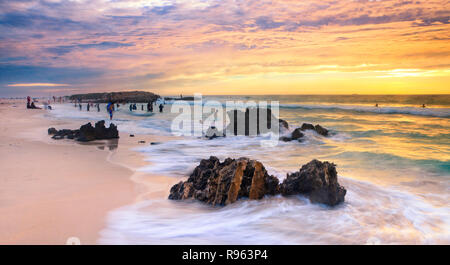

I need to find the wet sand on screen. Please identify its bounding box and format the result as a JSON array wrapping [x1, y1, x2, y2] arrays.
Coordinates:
[[0, 100, 160, 244]]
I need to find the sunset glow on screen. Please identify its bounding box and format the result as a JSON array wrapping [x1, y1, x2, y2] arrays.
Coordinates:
[[1, 0, 449, 96]]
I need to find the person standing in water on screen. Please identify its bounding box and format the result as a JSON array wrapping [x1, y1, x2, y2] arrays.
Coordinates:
[[87, 103, 90, 111], [97, 103, 100, 112], [107, 102, 114, 120], [159, 103, 164, 113]]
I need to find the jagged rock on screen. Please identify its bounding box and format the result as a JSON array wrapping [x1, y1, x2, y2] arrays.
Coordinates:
[[279, 119, 289, 131], [48, 128, 58, 135], [291, 128, 304, 140], [169, 156, 279, 206], [300, 123, 329, 136], [314, 125, 329, 136], [169, 157, 346, 207], [48, 120, 119, 142], [226, 108, 289, 136], [280, 159, 346, 206], [278, 127, 304, 142], [300, 123, 315, 131]]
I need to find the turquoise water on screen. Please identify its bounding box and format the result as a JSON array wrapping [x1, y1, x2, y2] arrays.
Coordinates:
[[47, 95, 450, 244]]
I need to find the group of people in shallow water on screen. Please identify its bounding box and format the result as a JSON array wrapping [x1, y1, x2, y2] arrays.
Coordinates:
[[72, 100, 164, 120], [128, 101, 164, 113]]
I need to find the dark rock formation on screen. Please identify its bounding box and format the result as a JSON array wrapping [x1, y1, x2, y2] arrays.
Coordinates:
[[278, 127, 304, 142], [169, 157, 346, 207], [69, 91, 160, 103], [48, 128, 58, 135], [48, 120, 119, 142], [169, 156, 280, 206], [300, 123, 329, 136], [300, 123, 315, 131], [225, 108, 289, 136], [280, 160, 346, 206], [205, 126, 224, 139], [314, 125, 329, 136]]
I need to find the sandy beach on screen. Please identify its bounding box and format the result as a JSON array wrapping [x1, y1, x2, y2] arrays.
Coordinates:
[[0, 100, 155, 244]]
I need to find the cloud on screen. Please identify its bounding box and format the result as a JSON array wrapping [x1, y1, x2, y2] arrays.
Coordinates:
[[0, 64, 103, 85], [46, 41, 135, 55]]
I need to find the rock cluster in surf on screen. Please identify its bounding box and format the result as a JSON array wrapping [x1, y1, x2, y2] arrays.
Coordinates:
[[48, 120, 119, 142], [169, 156, 346, 206], [279, 123, 329, 142]]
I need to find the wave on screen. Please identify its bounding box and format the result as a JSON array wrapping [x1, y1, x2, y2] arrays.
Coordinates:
[[98, 177, 450, 244], [279, 103, 450, 118]]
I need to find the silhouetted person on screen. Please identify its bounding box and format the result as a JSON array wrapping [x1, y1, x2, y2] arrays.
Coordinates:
[[375, 103, 378, 107], [129, 104, 133, 112], [159, 104, 164, 113], [422, 104, 426, 108], [79, 103, 82, 111], [87, 103, 90, 111], [97, 103, 100, 112]]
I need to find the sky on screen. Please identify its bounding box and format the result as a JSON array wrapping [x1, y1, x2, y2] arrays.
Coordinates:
[[0, 0, 449, 97]]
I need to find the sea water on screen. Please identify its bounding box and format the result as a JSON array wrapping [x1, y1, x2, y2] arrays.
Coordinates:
[[46, 95, 450, 244]]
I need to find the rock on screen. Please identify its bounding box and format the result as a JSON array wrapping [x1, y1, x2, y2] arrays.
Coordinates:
[[279, 136, 292, 142], [49, 120, 119, 142], [226, 108, 289, 136], [314, 124, 329, 136], [69, 91, 160, 103], [130, 134, 135, 137], [150, 142, 160, 145], [291, 128, 304, 140], [169, 156, 279, 206], [48, 128, 58, 135], [170, 157, 346, 207], [280, 159, 346, 206], [279, 119, 289, 131], [300, 123, 315, 131], [138, 140, 145, 144], [300, 123, 329, 136], [205, 126, 224, 139]]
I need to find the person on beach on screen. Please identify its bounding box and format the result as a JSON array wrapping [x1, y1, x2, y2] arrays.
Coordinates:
[[159, 103, 164, 113], [79, 103, 82, 111], [107, 102, 114, 120], [29, 101, 41, 109], [87, 103, 90, 111], [129, 103, 133, 112], [97, 103, 100, 112]]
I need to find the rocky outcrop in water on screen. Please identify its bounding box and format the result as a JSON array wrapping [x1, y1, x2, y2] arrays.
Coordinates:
[[169, 156, 279, 206], [48, 120, 119, 142], [203, 108, 289, 139], [69, 91, 160, 103], [280, 159, 346, 206], [300, 123, 329, 136], [169, 157, 346, 207]]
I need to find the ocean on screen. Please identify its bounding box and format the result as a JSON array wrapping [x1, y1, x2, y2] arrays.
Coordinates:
[[46, 95, 450, 244]]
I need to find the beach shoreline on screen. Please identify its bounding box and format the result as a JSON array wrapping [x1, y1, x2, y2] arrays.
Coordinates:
[[0, 100, 158, 244]]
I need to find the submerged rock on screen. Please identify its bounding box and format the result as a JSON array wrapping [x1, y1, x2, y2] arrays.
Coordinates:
[[280, 159, 346, 206], [169, 156, 279, 206], [48, 120, 119, 142], [169, 157, 346, 207]]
